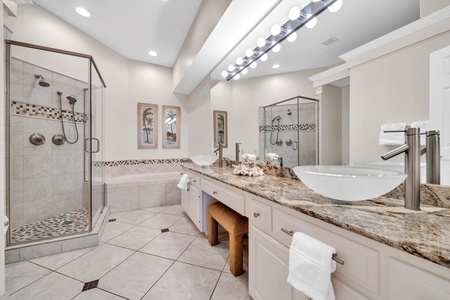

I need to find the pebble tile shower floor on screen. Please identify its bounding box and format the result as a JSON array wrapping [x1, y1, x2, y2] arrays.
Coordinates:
[[10, 209, 88, 243], [2, 205, 251, 300]]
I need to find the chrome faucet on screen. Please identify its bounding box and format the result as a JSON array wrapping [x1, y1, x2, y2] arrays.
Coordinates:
[[235, 143, 241, 162], [381, 127, 421, 210], [214, 142, 224, 167], [425, 130, 440, 184]]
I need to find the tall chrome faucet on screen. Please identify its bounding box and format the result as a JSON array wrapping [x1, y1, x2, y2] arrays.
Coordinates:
[[214, 142, 224, 167], [425, 130, 440, 184], [381, 127, 421, 210]]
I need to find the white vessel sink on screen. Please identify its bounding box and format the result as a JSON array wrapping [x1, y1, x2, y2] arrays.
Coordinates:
[[190, 155, 217, 167], [293, 165, 407, 201]]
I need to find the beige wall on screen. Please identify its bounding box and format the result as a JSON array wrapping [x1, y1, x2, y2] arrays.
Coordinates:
[[341, 86, 350, 164], [349, 30, 450, 164], [321, 85, 342, 165], [1, 3, 6, 296], [420, 0, 450, 17]]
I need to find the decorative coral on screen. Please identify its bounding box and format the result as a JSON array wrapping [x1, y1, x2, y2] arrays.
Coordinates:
[[232, 153, 264, 177]]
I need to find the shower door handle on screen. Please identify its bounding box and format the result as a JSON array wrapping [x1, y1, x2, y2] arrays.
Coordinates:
[[84, 138, 100, 153], [293, 141, 298, 150]]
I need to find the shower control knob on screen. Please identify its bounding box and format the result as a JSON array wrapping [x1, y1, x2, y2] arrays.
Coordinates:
[[4, 220, 9, 227]]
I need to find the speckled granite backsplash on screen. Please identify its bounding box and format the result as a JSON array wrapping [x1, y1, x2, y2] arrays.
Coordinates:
[[184, 163, 450, 269]]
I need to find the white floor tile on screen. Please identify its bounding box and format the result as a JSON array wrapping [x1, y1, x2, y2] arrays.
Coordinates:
[[98, 252, 173, 300], [139, 232, 196, 260], [115, 210, 156, 225], [139, 213, 183, 229], [161, 204, 185, 216], [178, 235, 229, 271], [211, 272, 251, 300], [4, 261, 51, 296], [107, 225, 161, 250], [169, 216, 201, 236], [5, 272, 83, 300], [141, 261, 221, 300], [100, 221, 135, 242], [30, 246, 95, 270], [58, 244, 134, 282], [73, 288, 126, 300]]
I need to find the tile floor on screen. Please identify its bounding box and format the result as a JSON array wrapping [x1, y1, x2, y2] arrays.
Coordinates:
[[2, 205, 251, 300]]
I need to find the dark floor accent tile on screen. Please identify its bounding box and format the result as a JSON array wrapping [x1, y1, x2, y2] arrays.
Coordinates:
[[108, 219, 117, 222], [161, 228, 170, 233], [82, 279, 99, 292]]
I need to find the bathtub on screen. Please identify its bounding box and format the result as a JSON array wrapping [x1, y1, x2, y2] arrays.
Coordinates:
[[105, 172, 182, 212]]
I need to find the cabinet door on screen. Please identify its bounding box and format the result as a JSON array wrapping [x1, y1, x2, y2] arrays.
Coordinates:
[[188, 185, 201, 230], [249, 225, 306, 300], [181, 187, 188, 213]]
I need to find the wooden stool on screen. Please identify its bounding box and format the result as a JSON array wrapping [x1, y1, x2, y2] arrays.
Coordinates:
[[207, 201, 248, 276]]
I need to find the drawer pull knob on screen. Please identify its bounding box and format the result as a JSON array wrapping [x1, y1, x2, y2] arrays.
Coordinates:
[[280, 228, 344, 265], [193, 180, 197, 183], [213, 191, 217, 195], [253, 212, 260, 218]]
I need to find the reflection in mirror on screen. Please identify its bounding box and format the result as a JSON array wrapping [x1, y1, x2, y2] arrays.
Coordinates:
[[259, 96, 319, 168]]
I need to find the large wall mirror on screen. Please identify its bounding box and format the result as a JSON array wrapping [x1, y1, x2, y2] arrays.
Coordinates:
[[210, 0, 450, 186]]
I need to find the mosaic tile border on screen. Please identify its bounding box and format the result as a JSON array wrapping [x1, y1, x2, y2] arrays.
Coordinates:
[[259, 123, 316, 132], [92, 158, 191, 167], [11, 100, 88, 124]]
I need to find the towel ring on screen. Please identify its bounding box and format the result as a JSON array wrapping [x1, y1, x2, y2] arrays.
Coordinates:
[[281, 228, 344, 265]]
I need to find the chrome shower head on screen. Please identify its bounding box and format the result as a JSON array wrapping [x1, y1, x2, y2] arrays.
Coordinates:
[[34, 74, 50, 87], [287, 109, 292, 116], [66, 95, 77, 105]]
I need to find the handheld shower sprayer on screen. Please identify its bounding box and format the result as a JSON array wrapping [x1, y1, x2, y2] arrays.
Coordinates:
[[57, 91, 79, 144]]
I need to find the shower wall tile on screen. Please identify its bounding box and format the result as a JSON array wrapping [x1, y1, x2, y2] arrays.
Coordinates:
[[52, 72, 76, 110], [52, 154, 76, 175], [53, 173, 76, 196], [10, 202, 24, 230], [52, 140, 76, 155], [19, 240, 62, 260], [10, 157, 23, 179], [23, 154, 53, 178], [24, 87, 53, 108], [106, 186, 138, 212], [10, 58, 24, 85], [53, 193, 76, 216], [22, 117, 53, 134], [23, 176, 52, 202], [23, 63, 52, 90], [138, 183, 166, 209], [10, 179, 24, 204], [10, 82, 23, 101], [24, 197, 53, 225]]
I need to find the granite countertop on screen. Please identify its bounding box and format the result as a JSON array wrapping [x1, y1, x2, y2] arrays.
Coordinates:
[[182, 164, 450, 269]]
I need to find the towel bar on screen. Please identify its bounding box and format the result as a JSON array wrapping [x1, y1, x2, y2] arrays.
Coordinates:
[[281, 228, 344, 265]]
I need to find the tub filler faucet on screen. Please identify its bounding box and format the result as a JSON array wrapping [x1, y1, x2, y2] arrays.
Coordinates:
[[381, 127, 421, 210], [214, 142, 224, 167]]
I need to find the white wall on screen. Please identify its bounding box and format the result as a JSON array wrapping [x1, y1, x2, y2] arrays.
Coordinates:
[[420, 0, 450, 17], [349, 30, 450, 164], [5, 4, 189, 161], [321, 85, 342, 165], [211, 69, 325, 160], [341, 86, 350, 164]]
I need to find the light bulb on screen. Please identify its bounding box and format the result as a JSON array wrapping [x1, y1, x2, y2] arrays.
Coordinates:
[[221, 71, 228, 78], [148, 51, 158, 57], [234, 74, 240, 80], [236, 57, 244, 65], [75, 7, 91, 17], [271, 24, 281, 36], [272, 44, 281, 53], [287, 32, 297, 42], [245, 48, 254, 57], [241, 68, 248, 75], [257, 38, 266, 48], [250, 61, 257, 69], [328, 0, 343, 13], [228, 64, 235, 72], [312, 0, 320, 2], [305, 15, 317, 29], [272, 64, 280, 69], [260, 53, 268, 61], [289, 7, 300, 20]]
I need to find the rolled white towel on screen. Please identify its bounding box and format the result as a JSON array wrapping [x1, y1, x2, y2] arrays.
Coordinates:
[[177, 174, 190, 190], [379, 123, 406, 145]]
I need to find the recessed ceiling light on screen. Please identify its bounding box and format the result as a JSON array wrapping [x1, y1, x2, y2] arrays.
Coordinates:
[[148, 51, 158, 57], [272, 64, 280, 69], [75, 7, 90, 17]]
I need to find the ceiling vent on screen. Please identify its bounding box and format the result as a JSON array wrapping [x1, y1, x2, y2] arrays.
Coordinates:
[[322, 36, 339, 46]]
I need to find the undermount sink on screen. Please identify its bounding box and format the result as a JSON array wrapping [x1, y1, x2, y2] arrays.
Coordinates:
[[190, 155, 218, 167], [293, 165, 407, 201]]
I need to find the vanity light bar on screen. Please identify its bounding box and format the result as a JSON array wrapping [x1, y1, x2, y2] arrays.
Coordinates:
[[225, 0, 340, 81]]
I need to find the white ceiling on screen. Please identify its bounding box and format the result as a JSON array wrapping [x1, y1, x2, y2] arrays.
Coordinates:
[[33, 0, 202, 67], [31, 0, 420, 85]]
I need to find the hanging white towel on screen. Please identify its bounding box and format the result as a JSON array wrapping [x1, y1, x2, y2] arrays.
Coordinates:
[[379, 123, 406, 145], [411, 120, 430, 145], [287, 232, 336, 300], [177, 174, 190, 190]]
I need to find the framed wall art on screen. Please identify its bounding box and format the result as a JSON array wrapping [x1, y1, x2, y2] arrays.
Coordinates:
[[138, 103, 158, 149], [213, 110, 228, 148], [162, 105, 180, 149]]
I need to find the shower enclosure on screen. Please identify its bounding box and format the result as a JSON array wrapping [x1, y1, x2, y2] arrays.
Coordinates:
[[259, 96, 319, 168], [5, 40, 106, 246]]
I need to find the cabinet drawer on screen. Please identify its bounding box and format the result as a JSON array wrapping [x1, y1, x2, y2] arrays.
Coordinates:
[[202, 179, 245, 215], [247, 197, 272, 232], [273, 208, 379, 296], [181, 170, 201, 189]]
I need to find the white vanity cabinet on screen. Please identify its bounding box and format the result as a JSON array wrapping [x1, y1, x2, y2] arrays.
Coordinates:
[[180, 169, 202, 231]]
